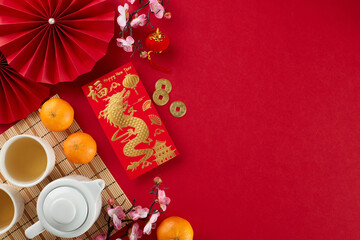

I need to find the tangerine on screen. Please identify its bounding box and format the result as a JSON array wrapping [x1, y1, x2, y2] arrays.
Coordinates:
[[64, 132, 97, 164], [40, 98, 74, 132], [157, 216, 194, 240]]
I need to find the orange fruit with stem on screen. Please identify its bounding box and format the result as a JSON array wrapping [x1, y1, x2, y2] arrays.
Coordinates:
[[64, 132, 97, 164], [157, 216, 194, 240], [40, 98, 74, 132]]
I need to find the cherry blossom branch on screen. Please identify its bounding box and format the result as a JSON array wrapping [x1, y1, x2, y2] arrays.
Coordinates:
[[121, 2, 150, 38], [105, 216, 114, 240], [93, 177, 170, 240], [119, 224, 132, 239], [146, 7, 154, 28], [117, 0, 171, 54]]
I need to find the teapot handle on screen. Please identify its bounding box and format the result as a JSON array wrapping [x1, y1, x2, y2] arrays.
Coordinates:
[[25, 221, 45, 239]]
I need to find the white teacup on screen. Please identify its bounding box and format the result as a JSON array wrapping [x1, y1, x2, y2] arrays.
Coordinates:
[[0, 135, 55, 188], [0, 184, 24, 234]]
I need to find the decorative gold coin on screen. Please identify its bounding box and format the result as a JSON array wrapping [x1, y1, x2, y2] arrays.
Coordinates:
[[152, 89, 169, 106], [155, 78, 172, 93], [170, 101, 187, 118]]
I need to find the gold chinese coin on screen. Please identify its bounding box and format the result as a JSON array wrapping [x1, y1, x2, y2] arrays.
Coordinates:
[[152, 89, 170, 106], [170, 101, 187, 118], [155, 78, 172, 93]]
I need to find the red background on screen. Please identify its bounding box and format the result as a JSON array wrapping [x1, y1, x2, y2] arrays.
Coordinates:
[[2, 0, 360, 239]]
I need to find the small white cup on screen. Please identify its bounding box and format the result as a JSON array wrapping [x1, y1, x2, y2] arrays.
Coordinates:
[[0, 135, 55, 188], [0, 184, 25, 234]]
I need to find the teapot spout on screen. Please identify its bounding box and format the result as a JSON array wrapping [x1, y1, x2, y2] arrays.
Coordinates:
[[83, 179, 105, 201]]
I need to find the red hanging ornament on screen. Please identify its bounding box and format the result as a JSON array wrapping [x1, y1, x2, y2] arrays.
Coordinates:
[[145, 28, 170, 73]]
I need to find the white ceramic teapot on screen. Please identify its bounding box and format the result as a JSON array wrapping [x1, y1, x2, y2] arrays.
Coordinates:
[[25, 175, 105, 239]]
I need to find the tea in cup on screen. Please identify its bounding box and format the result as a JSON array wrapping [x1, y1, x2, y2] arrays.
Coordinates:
[[0, 135, 55, 187], [0, 184, 24, 234]]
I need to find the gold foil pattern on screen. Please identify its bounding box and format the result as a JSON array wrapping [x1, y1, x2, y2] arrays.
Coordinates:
[[148, 114, 162, 126], [153, 141, 176, 165], [142, 100, 152, 111], [123, 74, 139, 95], [100, 89, 154, 170]]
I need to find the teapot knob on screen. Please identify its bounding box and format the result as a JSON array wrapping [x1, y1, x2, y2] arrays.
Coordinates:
[[50, 198, 76, 224]]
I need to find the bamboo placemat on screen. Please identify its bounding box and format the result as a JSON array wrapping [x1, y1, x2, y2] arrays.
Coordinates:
[[0, 95, 132, 240]]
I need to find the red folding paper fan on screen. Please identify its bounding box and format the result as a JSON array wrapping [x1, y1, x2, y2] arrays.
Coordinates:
[[0, 0, 114, 84], [0, 52, 50, 124]]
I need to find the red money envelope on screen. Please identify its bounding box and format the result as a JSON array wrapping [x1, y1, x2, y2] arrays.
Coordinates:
[[82, 63, 178, 179]]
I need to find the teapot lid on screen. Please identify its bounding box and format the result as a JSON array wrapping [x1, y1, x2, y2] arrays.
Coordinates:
[[42, 186, 88, 232]]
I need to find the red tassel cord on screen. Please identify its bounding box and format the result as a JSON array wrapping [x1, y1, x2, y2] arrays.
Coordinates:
[[148, 51, 171, 73], [145, 28, 171, 73]]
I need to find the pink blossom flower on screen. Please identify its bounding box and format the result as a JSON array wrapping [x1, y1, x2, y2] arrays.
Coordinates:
[[93, 233, 106, 240], [164, 12, 171, 19], [143, 212, 160, 235], [129, 206, 149, 220], [129, 223, 143, 240], [128, 0, 135, 4], [140, 51, 148, 59], [117, 4, 129, 30], [154, 176, 162, 184], [158, 189, 170, 211], [107, 206, 126, 219], [113, 215, 123, 230], [130, 14, 147, 28], [107, 206, 126, 230], [108, 198, 114, 205], [116, 36, 135, 52], [149, 0, 165, 19]]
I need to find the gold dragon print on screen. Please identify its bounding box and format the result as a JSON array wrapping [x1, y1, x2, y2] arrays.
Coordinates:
[[99, 89, 154, 170]]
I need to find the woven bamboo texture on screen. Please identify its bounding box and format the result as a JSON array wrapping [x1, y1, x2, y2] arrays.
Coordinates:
[[0, 95, 132, 240]]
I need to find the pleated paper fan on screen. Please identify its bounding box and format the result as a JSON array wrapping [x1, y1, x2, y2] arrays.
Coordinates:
[[0, 52, 50, 124], [0, 0, 114, 84]]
